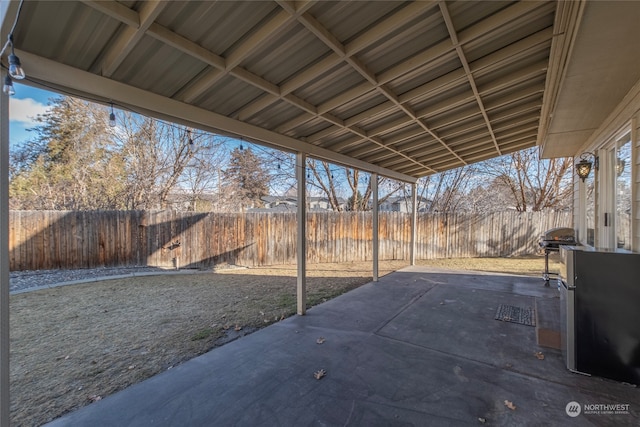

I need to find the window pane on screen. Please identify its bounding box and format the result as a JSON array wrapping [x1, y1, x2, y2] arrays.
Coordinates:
[[616, 137, 632, 250], [585, 172, 595, 247]]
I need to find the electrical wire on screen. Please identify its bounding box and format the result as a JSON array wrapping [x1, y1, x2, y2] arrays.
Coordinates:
[[8, 67, 385, 184], [0, 0, 25, 58], [0, 0, 410, 188], [9, 74, 383, 184]]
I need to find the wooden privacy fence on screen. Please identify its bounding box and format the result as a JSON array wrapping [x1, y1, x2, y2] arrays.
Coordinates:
[[9, 210, 572, 271]]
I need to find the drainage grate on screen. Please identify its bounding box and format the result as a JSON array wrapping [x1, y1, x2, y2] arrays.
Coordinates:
[[495, 304, 536, 326]]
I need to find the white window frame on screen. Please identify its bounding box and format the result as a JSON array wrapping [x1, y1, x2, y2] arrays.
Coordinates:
[[598, 125, 633, 250]]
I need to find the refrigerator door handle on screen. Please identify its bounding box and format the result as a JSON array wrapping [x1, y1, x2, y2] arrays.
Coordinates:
[[560, 280, 575, 291]]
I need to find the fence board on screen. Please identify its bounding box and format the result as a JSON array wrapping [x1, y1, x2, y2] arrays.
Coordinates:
[[8, 210, 572, 271]]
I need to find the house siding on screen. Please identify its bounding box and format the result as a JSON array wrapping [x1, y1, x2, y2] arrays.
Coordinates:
[[574, 80, 640, 252]]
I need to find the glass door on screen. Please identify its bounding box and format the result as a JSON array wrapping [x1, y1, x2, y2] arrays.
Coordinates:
[[615, 132, 632, 250], [584, 165, 595, 247]]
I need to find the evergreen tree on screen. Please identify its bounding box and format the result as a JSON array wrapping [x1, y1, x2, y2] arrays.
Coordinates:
[[10, 96, 126, 209], [221, 147, 270, 211]]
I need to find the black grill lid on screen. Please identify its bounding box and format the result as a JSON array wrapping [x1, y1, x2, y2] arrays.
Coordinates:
[[539, 227, 577, 247]]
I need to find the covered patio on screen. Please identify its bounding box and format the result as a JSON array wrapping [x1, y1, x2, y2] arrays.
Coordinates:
[[2, 1, 640, 424], [46, 267, 638, 425]]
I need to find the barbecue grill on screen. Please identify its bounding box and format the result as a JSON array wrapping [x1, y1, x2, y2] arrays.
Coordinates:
[[539, 227, 578, 285]]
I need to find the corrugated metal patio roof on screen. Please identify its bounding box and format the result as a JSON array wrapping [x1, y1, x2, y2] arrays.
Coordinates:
[[2, 1, 639, 181]]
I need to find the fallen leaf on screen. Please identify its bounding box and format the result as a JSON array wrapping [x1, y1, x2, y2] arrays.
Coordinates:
[[313, 369, 326, 380], [504, 400, 516, 410], [234, 324, 242, 331], [280, 314, 285, 321], [316, 337, 326, 344], [88, 395, 102, 403], [222, 324, 230, 330], [534, 351, 545, 360]]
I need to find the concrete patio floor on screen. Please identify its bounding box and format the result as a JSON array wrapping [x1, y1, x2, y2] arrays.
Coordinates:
[[46, 266, 639, 426]]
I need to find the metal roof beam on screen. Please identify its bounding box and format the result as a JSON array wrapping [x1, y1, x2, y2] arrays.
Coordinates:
[[180, 9, 297, 102], [439, 2, 501, 157], [282, 3, 466, 170], [457, 1, 552, 46], [81, 0, 139, 28], [18, 49, 417, 183], [95, 0, 167, 77]]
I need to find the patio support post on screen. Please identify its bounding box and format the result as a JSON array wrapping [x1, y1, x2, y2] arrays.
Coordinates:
[[0, 79, 10, 427], [410, 182, 417, 266], [372, 173, 379, 282], [296, 152, 307, 315], [632, 116, 638, 252]]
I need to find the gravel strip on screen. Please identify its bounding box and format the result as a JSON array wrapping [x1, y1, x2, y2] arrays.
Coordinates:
[[9, 267, 173, 294]]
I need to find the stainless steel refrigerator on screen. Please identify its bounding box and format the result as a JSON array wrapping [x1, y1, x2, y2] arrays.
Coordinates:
[[559, 246, 640, 385]]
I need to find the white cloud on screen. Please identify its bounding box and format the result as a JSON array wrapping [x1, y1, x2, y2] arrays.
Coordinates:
[[9, 97, 50, 125]]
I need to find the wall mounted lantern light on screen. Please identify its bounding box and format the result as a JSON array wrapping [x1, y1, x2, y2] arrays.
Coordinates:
[[575, 152, 598, 182]]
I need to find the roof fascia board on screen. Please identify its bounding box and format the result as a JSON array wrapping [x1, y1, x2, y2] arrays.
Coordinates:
[[576, 77, 640, 156], [537, 0, 586, 153], [17, 49, 417, 183]]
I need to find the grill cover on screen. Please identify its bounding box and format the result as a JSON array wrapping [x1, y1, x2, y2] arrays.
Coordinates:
[[540, 227, 577, 248]]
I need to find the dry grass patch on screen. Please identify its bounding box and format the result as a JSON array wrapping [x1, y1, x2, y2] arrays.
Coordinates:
[[416, 254, 562, 277], [10, 257, 551, 426]]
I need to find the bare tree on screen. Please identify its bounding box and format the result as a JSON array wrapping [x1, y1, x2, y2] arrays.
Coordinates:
[[180, 141, 224, 211], [115, 114, 225, 210], [307, 160, 345, 211], [306, 159, 405, 211], [415, 166, 475, 212], [480, 147, 573, 211]]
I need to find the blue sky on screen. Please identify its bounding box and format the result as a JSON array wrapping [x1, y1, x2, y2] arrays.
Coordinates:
[[8, 82, 54, 146]]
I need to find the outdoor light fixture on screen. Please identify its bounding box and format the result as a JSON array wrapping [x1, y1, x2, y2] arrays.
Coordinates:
[[575, 152, 598, 182], [108, 102, 116, 127], [3, 75, 15, 96], [7, 35, 25, 80], [187, 129, 194, 151], [0, 1, 26, 97]]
